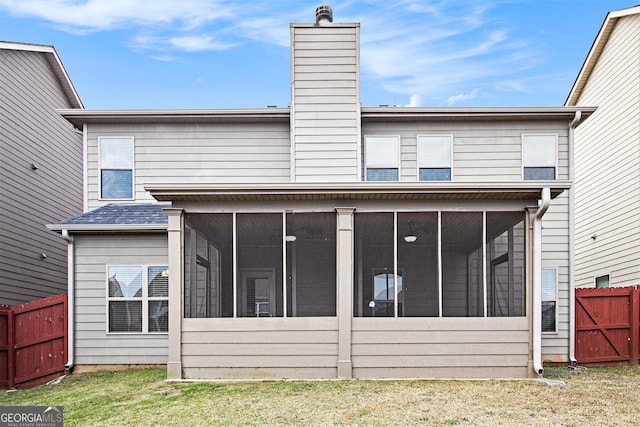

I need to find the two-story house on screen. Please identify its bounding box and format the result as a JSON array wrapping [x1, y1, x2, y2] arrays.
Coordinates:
[[1, 41, 83, 305], [49, 7, 594, 379], [566, 5, 640, 290]]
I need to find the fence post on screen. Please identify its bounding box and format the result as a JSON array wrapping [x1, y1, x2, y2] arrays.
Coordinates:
[[631, 287, 640, 366], [7, 309, 14, 389]]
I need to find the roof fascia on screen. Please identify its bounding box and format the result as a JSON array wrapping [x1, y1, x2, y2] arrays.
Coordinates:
[[47, 223, 168, 233], [145, 181, 572, 201], [58, 108, 290, 128]]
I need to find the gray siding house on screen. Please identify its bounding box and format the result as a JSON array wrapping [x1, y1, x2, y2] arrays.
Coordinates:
[[50, 8, 594, 378], [0, 41, 83, 305], [566, 5, 640, 290]]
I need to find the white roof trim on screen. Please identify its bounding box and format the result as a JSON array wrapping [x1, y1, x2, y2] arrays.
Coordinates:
[[46, 224, 168, 233], [566, 5, 640, 106], [1, 40, 83, 109]]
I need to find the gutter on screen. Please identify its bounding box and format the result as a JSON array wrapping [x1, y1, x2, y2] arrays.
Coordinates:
[[62, 230, 75, 371], [533, 187, 551, 376], [568, 111, 582, 365]]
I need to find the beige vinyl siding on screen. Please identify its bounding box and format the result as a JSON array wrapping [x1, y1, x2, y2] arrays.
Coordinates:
[[73, 234, 168, 365], [574, 14, 640, 288], [541, 193, 570, 361], [351, 318, 529, 378], [362, 121, 569, 182], [181, 318, 338, 379], [291, 25, 360, 181], [86, 122, 290, 210], [0, 48, 82, 305]]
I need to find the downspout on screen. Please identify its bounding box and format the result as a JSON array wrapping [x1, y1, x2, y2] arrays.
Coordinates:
[[568, 110, 582, 365], [533, 187, 551, 375], [62, 229, 75, 371]]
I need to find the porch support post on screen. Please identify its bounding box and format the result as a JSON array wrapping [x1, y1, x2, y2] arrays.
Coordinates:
[[164, 207, 184, 380], [336, 207, 355, 379]]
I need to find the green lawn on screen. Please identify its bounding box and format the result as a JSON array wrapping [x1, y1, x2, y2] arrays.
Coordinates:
[[1, 366, 639, 426]]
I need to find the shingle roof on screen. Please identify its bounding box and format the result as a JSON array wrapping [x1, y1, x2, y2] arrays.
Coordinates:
[[57, 203, 168, 226]]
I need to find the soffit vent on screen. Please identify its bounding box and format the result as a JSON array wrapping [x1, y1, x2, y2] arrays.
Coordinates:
[[315, 5, 333, 24]]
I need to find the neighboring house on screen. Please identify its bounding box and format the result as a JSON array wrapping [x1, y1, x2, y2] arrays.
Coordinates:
[[566, 5, 640, 289], [0, 41, 83, 305], [49, 7, 594, 379]]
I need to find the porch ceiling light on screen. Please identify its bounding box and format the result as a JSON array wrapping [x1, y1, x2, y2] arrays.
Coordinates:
[[285, 235, 297, 242], [403, 235, 418, 243]]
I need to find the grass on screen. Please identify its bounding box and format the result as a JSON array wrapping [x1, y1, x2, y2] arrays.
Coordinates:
[[1, 366, 639, 426]]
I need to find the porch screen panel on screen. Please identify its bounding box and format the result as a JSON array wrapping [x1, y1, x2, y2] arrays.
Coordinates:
[[442, 212, 483, 317], [486, 212, 526, 317], [184, 214, 233, 318], [237, 213, 283, 317], [397, 212, 439, 316], [354, 212, 394, 317], [286, 213, 336, 316]]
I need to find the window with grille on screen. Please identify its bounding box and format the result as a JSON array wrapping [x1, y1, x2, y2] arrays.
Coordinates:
[[107, 265, 168, 333]]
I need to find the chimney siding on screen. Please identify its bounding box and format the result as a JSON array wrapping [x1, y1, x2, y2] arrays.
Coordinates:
[[290, 23, 361, 181]]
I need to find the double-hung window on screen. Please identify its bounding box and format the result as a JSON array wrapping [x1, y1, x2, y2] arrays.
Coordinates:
[[541, 268, 557, 333], [107, 265, 168, 333], [523, 134, 557, 180], [100, 137, 134, 199], [417, 135, 452, 181], [365, 135, 400, 181]]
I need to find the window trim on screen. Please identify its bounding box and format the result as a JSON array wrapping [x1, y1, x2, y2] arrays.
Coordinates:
[[98, 136, 135, 200], [541, 267, 559, 334], [364, 135, 401, 181], [416, 134, 453, 181], [106, 264, 169, 334], [522, 134, 558, 181]]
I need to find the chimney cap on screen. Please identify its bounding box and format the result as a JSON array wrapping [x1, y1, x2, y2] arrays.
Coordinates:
[[315, 5, 333, 24]]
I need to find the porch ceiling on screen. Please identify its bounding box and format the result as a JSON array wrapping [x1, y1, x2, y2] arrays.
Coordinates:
[[146, 182, 570, 202]]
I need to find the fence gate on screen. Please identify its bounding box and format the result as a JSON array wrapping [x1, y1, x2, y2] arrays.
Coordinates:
[[575, 286, 640, 365], [0, 294, 67, 388]]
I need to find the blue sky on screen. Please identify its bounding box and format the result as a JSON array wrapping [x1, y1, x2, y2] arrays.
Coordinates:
[[0, 1, 633, 109]]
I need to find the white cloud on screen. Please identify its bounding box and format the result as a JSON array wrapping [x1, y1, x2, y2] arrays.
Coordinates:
[[0, 0, 233, 31], [356, 1, 541, 105], [447, 88, 480, 105], [404, 94, 422, 107]]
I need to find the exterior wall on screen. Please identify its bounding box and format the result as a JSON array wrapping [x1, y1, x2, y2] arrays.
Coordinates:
[[361, 120, 570, 182], [574, 14, 640, 288], [0, 48, 83, 305], [351, 318, 529, 378], [290, 24, 360, 181], [73, 234, 168, 365], [541, 193, 570, 362], [85, 122, 291, 210], [181, 318, 338, 379]]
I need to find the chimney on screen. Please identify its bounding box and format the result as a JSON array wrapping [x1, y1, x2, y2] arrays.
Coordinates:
[[289, 6, 361, 182], [315, 5, 333, 24]]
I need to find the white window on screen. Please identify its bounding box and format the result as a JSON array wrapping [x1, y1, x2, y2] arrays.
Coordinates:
[[523, 134, 557, 180], [107, 265, 168, 333], [541, 268, 557, 333], [595, 274, 610, 288], [365, 135, 400, 181], [99, 137, 134, 199], [417, 135, 452, 181]]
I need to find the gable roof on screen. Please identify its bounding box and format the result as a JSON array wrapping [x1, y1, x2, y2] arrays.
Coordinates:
[[565, 5, 640, 106], [47, 203, 168, 232], [0, 41, 83, 109]]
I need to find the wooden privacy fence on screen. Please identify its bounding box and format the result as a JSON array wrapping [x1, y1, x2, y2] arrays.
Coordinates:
[[0, 293, 67, 388], [575, 286, 640, 365]]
